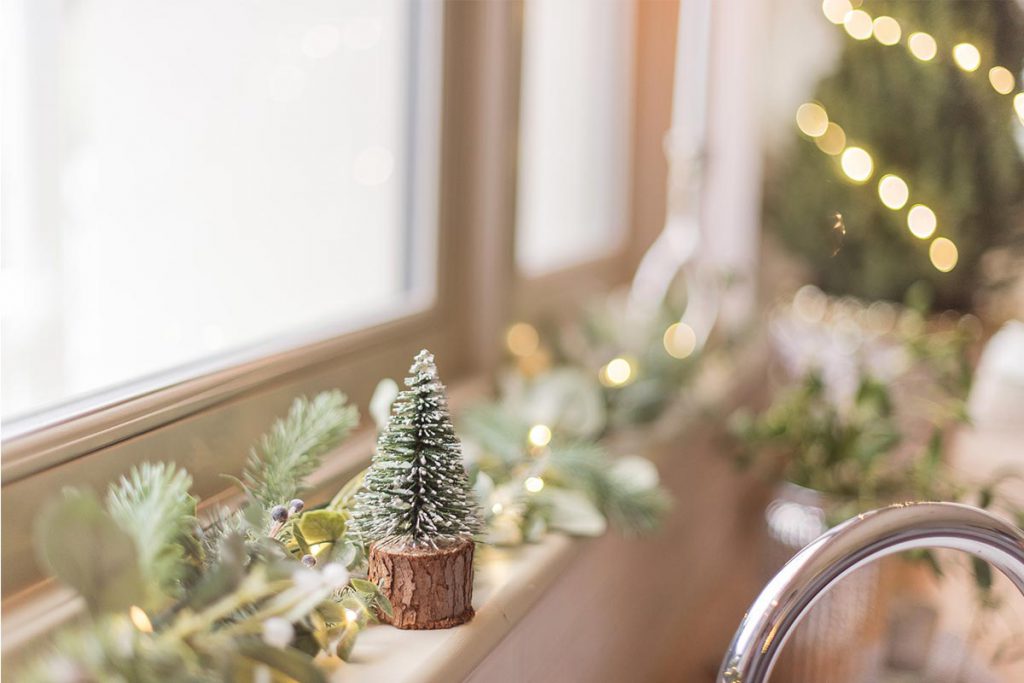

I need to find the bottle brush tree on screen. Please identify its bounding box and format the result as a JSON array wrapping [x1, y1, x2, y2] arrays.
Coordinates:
[[354, 349, 481, 629]]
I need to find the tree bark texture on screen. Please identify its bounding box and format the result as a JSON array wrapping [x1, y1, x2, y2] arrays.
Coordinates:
[[368, 538, 475, 629]]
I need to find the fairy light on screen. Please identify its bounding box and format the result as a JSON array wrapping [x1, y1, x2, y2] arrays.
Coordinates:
[[929, 237, 958, 272], [843, 10, 873, 40], [527, 424, 552, 448], [814, 122, 846, 155], [505, 322, 539, 357], [343, 608, 359, 624], [988, 66, 1015, 95], [796, 102, 829, 137], [872, 16, 901, 46], [952, 43, 981, 72], [599, 357, 633, 387], [907, 204, 937, 239], [524, 476, 545, 493], [840, 146, 873, 182], [129, 606, 153, 633], [821, 0, 852, 25], [1014, 93, 1024, 122], [663, 322, 697, 359], [877, 174, 909, 210], [907, 32, 937, 61], [491, 502, 504, 515]]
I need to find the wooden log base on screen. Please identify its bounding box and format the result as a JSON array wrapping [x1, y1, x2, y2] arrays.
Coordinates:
[[368, 538, 475, 630]]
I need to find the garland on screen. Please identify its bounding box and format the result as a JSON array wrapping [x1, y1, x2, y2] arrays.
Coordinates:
[[18, 290, 692, 680]]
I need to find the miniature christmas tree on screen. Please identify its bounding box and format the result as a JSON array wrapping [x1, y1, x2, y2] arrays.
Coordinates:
[[354, 350, 480, 628], [355, 349, 480, 546]]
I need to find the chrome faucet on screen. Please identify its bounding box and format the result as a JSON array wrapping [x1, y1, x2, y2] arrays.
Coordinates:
[[718, 502, 1024, 683]]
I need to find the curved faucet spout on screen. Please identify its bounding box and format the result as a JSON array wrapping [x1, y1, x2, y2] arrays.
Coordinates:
[[718, 502, 1024, 683]]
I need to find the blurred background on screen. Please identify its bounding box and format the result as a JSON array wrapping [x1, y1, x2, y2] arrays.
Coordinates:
[[3, 0, 1024, 681]]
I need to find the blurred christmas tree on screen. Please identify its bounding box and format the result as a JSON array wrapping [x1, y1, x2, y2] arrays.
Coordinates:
[[764, 0, 1024, 311]]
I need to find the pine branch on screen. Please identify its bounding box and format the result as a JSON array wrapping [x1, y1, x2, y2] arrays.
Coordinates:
[[547, 444, 670, 536], [241, 391, 358, 510], [106, 462, 197, 604]]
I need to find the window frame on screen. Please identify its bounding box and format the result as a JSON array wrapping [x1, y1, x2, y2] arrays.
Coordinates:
[[0, 0, 679, 641]]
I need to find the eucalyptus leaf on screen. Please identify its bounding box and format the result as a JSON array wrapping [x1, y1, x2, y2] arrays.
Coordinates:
[[543, 489, 607, 537], [35, 489, 147, 615], [298, 510, 347, 546], [349, 578, 378, 594]]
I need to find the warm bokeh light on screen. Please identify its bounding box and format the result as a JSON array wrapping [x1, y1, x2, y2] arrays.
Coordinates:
[[821, 0, 853, 25], [505, 322, 539, 357], [524, 476, 545, 493], [952, 43, 981, 72], [1015, 93, 1024, 122], [814, 122, 847, 155], [877, 174, 909, 210], [528, 423, 552, 448], [663, 322, 697, 359], [843, 10, 873, 41], [929, 237, 958, 272], [792, 284, 827, 323], [872, 16, 901, 46], [840, 147, 873, 182], [907, 204, 937, 239], [988, 66, 1015, 95], [491, 502, 504, 515], [129, 606, 153, 633], [908, 32, 937, 61], [796, 103, 829, 137], [600, 357, 634, 387]]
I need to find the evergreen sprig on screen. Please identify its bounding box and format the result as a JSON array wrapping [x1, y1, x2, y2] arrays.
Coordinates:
[[240, 391, 358, 510], [106, 462, 199, 605]]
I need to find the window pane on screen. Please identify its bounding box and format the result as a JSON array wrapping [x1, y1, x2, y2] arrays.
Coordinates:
[[2, 0, 440, 420], [515, 0, 635, 275]]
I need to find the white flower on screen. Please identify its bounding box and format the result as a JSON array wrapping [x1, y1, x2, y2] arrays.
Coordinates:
[[321, 562, 350, 588], [261, 617, 294, 649], [290, 567, 321, 592]]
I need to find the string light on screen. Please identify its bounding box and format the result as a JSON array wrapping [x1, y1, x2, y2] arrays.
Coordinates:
[[343, 608, 360, 624], [527, 424, 552, 448], [952, 43, 981, 72], [814, 122, 847, 155], [505, 322, 539, 357], [599, 357, 634, 387], [491, 502, 504, 515], [907, 204, 937, 239], [877, 174, 909, 209], [524, 476, 545, 493], [129, 606, 153, 633], [796, 102, 829, 137], [872, 16, 901, 46], [843, 10, 873, 40], [821, 0, 852, 25], [929, 237, 958, 272], [840, 146, 873, 182], [907, 32, 937, 61], [988, 66, 1015, 95], [663, 322, 697, 359]]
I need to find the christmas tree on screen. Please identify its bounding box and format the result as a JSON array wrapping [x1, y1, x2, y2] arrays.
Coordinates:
[[764, 0, 1024, 311], [354, 350, 480, 548]]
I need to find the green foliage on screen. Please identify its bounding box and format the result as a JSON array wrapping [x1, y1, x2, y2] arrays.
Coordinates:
[[35, 489, 148, 616], [106, 462, 199, 605], [239, 391, 358, 510], [353, 350, 481, 547], [461, 406, 671, 540], [763, 0, 1024, 309]]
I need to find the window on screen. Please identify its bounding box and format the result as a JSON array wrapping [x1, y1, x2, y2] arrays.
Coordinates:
[[514, 0, 636, 275], [2, 0, 440, 421]]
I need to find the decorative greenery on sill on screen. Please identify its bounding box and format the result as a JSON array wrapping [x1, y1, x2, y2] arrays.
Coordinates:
[[19, 283, 696, 680]]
